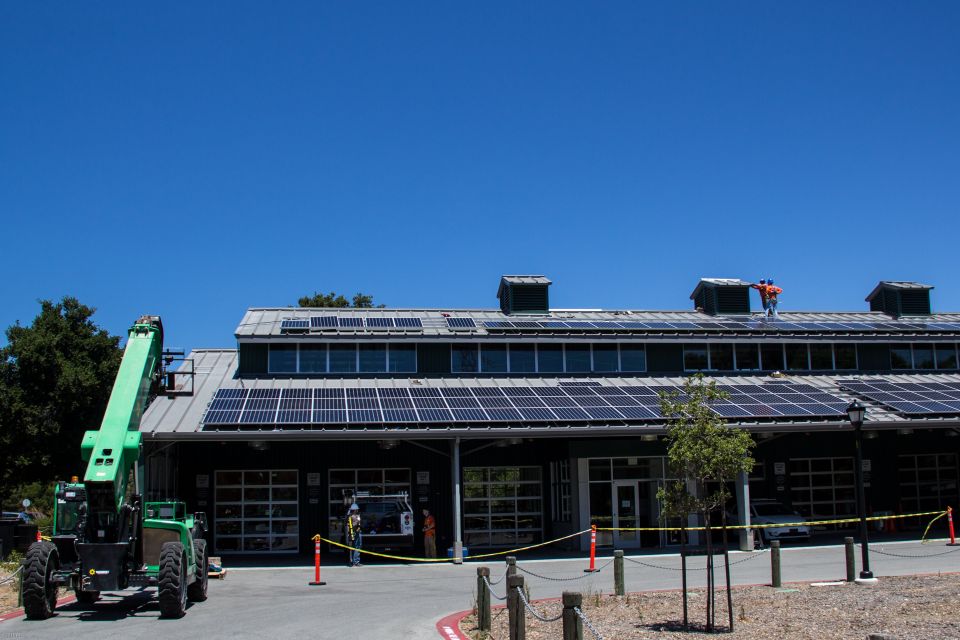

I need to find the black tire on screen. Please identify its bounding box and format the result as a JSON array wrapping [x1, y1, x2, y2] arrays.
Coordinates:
[[75, 590, 100, 605], [157, 541, 187, 618], [187, 539, 208, 602], [22, 541, 60, 620]]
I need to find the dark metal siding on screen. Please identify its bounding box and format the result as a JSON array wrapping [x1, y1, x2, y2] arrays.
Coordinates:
[[238, 344, 268, 375], [417, 344, 451, 374], [857, 344, 891, 371], [646, 344, 683, 373]]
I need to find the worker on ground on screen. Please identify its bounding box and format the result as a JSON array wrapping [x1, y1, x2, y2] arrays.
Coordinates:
[[766, 279, 783, 319], [422, 508, 436, 559], [751, 279, 769, 316], [346, 503, 362, 567]]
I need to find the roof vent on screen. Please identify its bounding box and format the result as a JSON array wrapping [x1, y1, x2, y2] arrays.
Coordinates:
[[497, 275, 551, 315], [866, 281, 933, 316], [689, 278, 752, 316]]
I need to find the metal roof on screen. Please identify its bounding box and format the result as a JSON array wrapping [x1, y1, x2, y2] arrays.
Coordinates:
[[689, 278, 752, 300], [139, 349, 960, 441], [234, 307, 960, 340], [866, 281, 934, 301]]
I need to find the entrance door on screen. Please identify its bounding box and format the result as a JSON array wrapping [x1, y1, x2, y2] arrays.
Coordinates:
[[612, 481, 641, 548]]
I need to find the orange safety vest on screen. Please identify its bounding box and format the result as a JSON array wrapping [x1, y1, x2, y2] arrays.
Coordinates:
[[423, 515, 436, 537]]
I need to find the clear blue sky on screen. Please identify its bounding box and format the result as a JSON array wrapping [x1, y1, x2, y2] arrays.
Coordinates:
[[2, 2, 958, 349]]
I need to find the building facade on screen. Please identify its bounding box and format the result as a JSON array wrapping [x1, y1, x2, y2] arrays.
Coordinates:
[[140, 276, 960, 557]]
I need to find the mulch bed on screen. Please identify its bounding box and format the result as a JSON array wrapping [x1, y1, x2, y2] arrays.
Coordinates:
[[462, 573, 960, 639]]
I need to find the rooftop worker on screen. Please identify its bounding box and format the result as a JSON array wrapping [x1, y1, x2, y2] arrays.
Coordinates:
[[766, 279, 783, 319], [751, 279, 770, 316], [346, 503, 362, 567], [422, 508, 437, 559]]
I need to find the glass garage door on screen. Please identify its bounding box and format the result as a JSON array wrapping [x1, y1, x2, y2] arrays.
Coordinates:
[[899, 453, 959, 514], [214, 470, 299, 553], [463, 466, 543, 547], [789, 457, 856, 521]]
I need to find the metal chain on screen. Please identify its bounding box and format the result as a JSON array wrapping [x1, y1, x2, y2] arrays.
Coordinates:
[[516, 558, 614, 582], [0, 565, 23, 585], [574, 606, 605, 640], [866, 544, 960, 559], [487, 569, 508, 586], [516, 585, 564, 623], [624, 549, 766, 572], [483, 575, 508, 601]]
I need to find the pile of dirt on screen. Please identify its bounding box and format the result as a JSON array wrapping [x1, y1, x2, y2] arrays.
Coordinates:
[[462, 573, 960, 639]]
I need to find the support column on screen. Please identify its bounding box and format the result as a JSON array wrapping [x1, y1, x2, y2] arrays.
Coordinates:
[[451, 437, 463, 563], [736, 470, 751, 551]]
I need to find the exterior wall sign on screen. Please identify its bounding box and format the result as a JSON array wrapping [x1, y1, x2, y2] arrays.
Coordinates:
[[417, 471, 430, 484], [307, 473, 322, 486], [196, 474, 209, 488]]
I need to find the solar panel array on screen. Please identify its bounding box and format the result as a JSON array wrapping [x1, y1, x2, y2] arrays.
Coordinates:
[[281, 315, 960, 334], [202, 382, 848, 427], [285, 316, 424, 331], [481, 319, 960, 332], [839, 380, 960, 415]]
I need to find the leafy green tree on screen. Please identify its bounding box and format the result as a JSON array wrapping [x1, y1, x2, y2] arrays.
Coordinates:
[[0, 298, 122, 507], [656, 373, 755, 632], [297, 291, 385, 308]]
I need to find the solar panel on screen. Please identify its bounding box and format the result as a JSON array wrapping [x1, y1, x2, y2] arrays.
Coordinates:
[[840, 379, 960, 415], [383, 409, 418, 422], [395, 318, 424, 329], [366, 317, 395, 328], [446, 317, 477, 329], [451, 408, 488, 421], [337, 317, 363, 328], [280, 319, 309, 330], [311, 316, 338, 329], [202, 381, 851, 427]]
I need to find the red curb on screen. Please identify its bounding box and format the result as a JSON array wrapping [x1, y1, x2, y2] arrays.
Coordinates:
[[0, 595, 77, 623], [436, 609, 473, 639]]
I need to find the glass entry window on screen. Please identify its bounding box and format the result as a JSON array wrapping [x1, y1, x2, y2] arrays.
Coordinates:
[[899, 453, 959, 515], [214, 470, 299, 553], [589, 457, 676, 548], [463, 467, 543, 547], [789, 457, 856, 521]]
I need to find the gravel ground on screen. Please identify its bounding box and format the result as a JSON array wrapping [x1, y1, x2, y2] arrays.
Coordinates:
[[0, 577, 20, 615], [463, 573, 960, 639]]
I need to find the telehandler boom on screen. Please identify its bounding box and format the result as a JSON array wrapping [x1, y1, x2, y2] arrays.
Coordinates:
[[22, 316, 208, 619]]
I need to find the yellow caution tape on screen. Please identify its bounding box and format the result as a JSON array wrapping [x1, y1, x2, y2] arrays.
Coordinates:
[[311, 528, 592, 563], [597, 510, 946, 532], [920, 511, 948, 544]]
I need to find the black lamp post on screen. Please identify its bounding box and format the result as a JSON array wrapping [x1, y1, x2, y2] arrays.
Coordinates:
[[847, 400, 873, 579]]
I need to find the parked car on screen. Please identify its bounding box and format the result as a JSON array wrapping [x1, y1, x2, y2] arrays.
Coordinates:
[[749, 499, 811, 543]]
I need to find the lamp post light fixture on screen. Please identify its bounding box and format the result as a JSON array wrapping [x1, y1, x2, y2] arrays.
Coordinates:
[[846, 400, 874, 580]]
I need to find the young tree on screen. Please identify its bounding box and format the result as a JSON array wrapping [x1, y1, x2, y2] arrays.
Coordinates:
[[0, 298, 122, 505], [656, 373, 755, 632], [297, 291, 385, 308]]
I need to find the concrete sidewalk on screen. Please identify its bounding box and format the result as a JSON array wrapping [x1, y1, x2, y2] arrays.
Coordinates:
[[2, 539, 957, 640]]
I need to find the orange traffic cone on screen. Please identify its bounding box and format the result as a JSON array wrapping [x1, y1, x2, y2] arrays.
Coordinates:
[[885, 516, 896, 533]]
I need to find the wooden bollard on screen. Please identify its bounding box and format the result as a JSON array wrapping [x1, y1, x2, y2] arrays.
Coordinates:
[[477, 566, 491, 632], [562, 591, 583, 640], [770, 540, 782, 588], [507, 574, 526, 640], [506, 555, 517, 577], [613, 550, 625, 596], [844, 537, 856, 582]]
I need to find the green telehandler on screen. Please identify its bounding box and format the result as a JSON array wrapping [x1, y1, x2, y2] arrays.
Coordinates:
[[21, 316, 209, 619]]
